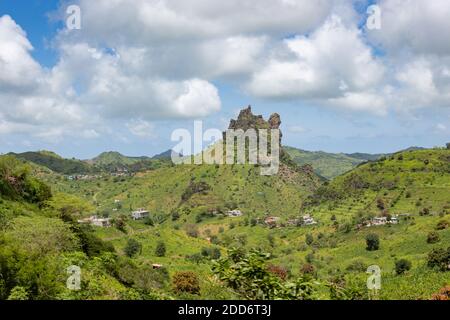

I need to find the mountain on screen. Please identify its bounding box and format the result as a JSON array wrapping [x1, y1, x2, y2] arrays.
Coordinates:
[[284, 147, 371, 179], [2, 114, 449, 300], [304, 148, 450, 211], [152, 149, 181, 160], [89, 151, 150, 166], [8, 151, 93, 175], [50, 106, 322, 218], [344, 152, 385, 162], [285, 146, 429, 179]]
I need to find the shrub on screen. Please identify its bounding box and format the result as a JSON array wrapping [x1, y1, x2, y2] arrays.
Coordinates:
[[212, 249, 317, 300], [172, 271, 200, 295], [300, 263, 316, 277], [427, 231, 440, 244], [365, 233, 380, 251], [436, 220, 449, 230], [185, 224, 199, 238], [144, 216, 154, 226], [114, 215, 128, 233], [124, 239, 142, 258], [346, 260, 367, 273], [376, 199, 385, 210], [171, 211, 180, 221], [305, 234, 314, 246], [201, 247, 221, 260], [267, 264, 288, 280], [395, 259, 412, 275], [7, 286, 29, 300], [427, 247, 450, 271], [155, 241, 166, 257]]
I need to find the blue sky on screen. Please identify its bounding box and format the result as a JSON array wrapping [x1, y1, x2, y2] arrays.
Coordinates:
[[0, 0, 449, 159]]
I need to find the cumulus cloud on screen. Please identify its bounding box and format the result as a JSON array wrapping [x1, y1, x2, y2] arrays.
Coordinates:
[[247, 15, 387, 114], [1, 0, 450, 146], [368, 0, 450, 56], [0, 15, 42, 92]]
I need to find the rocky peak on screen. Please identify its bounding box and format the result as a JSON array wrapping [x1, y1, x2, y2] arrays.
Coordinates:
[[228, 106, 282, 136]]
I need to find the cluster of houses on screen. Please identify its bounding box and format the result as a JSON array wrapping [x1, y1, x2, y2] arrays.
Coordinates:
[[264, 214, 318, 228], [365, 215, 400, 227], [67, 174, 103, 181], [77, 208, 151, 228]]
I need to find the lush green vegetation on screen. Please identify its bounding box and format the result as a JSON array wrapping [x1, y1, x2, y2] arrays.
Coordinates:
[[1, 146, 449, 300]]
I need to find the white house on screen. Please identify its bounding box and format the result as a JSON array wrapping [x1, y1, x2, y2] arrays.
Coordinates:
[[131, 208, 150, 220], [227, 210, 243, 217], [78, 216, 111, 228], [302, 215, 317, 226], [389, 215, 399, 224]]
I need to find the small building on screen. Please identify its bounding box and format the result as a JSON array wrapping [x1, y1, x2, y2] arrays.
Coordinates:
[[152, 264, 163, 270], [227, 210, 243, 217], [91, 217, 112, 227], [302, 215, 317, 226], [114, 199, 121, 204], [131, 208, 150, 220], [372, 217, 388, 226], [389, 215, 399, 224], [78, 215, 111, 228]]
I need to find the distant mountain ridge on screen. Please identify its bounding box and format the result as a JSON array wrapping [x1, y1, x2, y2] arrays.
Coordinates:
[[285, 146, 428, 179]]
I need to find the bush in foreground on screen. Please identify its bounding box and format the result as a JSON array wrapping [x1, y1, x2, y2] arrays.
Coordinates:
[[172, 271, 200, 295]]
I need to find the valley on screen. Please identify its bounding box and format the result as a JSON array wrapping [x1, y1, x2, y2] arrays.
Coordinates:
[[1, 110, 449, 300]]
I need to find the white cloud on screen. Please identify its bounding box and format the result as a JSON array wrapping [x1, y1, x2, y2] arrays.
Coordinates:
[[2, 0, 450, 146], [369, 0, 450, 56], [247, 15, 386, 114], [0, 15, 41, 92], [288, 125, 308, 134], [126, 119, 156, 138]]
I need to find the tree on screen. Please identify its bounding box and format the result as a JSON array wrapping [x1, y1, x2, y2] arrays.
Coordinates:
[[171, 211, 180, 221], [365, 233, 380, 251], [436, 220, 449, 230], [144, 216, 154, 226], [376, 199, 385, 211], [212, 248, 317, 300], [446, 142, 450, 150], [155, 241, 166, 257], [427, 231, 440, 244], [114, 215, 128, 233], [124, 239, 142, 258], [305, 234, 314, 246], [395, 259, 412, 275], [185, 224, 198, 238], [172, 271, 200, 295], [427, 247, 450, 271]]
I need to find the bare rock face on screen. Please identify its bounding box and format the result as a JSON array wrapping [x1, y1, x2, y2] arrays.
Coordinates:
[[228, 106, 283, 142], [268, 113, 281, 130]]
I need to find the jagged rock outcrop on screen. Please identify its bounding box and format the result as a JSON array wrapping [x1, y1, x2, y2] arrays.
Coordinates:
[[228, 105, 283, 141]]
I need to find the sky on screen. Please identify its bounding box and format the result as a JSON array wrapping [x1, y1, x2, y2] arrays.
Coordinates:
[[0, 0, 449, 159]]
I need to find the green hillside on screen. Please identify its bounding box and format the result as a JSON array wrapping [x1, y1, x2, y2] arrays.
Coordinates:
[[285, 146, 368, 179], [89, 151, 150, 167], [9, 151, 93, 175], [1, 112, 449, 300]]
